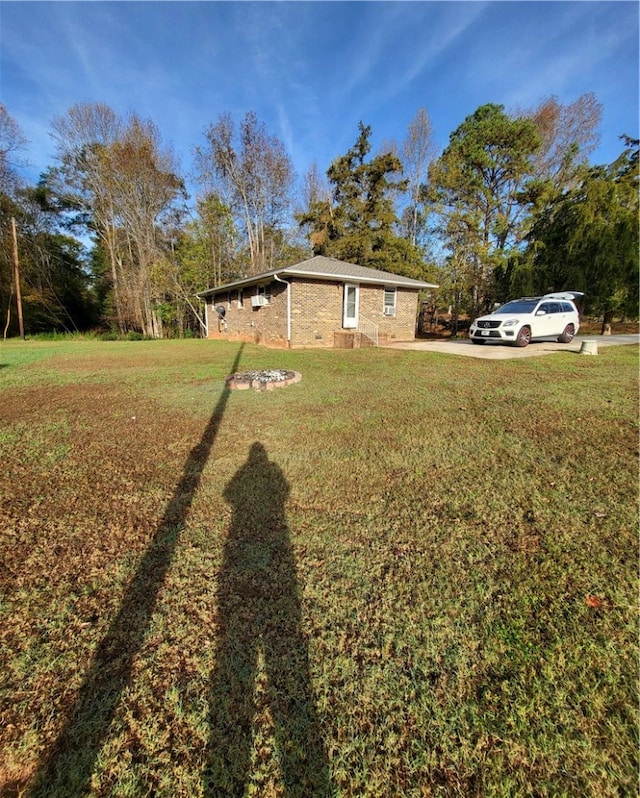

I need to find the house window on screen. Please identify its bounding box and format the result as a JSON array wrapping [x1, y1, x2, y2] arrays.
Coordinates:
[[258, 285, 272, 304], [237, 290, 243, 308], [251, 284, 272, 307], [383, 287, 397, 317]]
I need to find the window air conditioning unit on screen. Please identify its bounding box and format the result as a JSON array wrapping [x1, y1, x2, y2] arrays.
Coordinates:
[[383, 307, 395, 316], [251, 295, 268, 307]]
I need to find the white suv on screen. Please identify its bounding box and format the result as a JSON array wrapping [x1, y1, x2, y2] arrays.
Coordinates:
[[469, 292, 583, 347]]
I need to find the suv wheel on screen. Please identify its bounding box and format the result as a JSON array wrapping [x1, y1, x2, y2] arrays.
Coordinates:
[[558, 324, 575, 343], [515, 326, 531, 347]]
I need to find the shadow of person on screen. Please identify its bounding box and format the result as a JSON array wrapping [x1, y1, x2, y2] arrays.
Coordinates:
[[205, 442, 333, 797], [27, 345, 244, 797]]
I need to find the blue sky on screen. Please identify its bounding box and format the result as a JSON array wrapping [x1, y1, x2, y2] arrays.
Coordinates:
[[1, 1, 638, 201]]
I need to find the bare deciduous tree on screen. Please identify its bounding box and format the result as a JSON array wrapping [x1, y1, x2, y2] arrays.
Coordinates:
[[196, 111, 295, 274], [50, 104, 184, 335], [521, 93, 602, 193], [51, 103, 124, 326], [106, 115, 184, 336], [401, 107, 437, 248], [0, 102, 28, 195]]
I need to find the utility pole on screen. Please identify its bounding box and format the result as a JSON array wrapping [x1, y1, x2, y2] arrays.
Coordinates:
[[11, 216, 24, 340]]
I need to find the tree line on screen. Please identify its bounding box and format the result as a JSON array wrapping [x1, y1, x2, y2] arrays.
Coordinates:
[[1, 94, 637, 338]]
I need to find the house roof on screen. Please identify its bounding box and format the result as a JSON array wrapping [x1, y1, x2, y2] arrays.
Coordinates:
[[197, 255, 438, 297]]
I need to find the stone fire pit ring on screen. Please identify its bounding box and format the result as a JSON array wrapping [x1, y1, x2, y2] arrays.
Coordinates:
[[225, 369, 302, 392]]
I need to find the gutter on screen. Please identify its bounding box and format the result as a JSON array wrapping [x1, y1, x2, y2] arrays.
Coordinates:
[[273, 272, 291, 345]]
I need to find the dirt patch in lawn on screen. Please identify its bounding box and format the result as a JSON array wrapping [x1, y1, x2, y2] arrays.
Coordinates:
[[0, 381, 216, 793]]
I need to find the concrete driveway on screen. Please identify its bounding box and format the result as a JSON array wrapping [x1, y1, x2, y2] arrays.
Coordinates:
[[384, 334, 640, 360]]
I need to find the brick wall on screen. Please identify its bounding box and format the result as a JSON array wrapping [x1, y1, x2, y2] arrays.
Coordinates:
[[205, 283, 289, 347], [289, 278, 342, 347], [205, 279, 419, 347], [358, 285, 419, 341]]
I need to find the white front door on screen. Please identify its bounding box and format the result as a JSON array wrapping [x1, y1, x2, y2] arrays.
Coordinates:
[[343, 283, 359, 329]]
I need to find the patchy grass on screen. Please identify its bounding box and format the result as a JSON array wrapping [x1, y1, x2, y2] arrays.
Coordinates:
[[0, 339, 637, 797]]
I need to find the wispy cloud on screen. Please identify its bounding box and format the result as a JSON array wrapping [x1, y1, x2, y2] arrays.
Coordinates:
[[398, 2, 490, 86], [1, 0, 637, 190], [481, 3, 637, 110]]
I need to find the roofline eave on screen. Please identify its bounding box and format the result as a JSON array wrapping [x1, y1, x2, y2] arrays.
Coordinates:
[[197, 269, 438, 297]]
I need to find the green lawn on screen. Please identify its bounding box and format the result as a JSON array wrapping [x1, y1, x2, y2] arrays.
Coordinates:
[[1, 338, 638, 797]]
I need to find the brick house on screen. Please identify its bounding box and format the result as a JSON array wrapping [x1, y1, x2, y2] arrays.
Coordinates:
[[197, 255, 437, 348]]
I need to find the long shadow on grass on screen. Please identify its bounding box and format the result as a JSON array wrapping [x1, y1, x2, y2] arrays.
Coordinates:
[[27, 344, 245, 797], [205, 442, 334, 797]]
